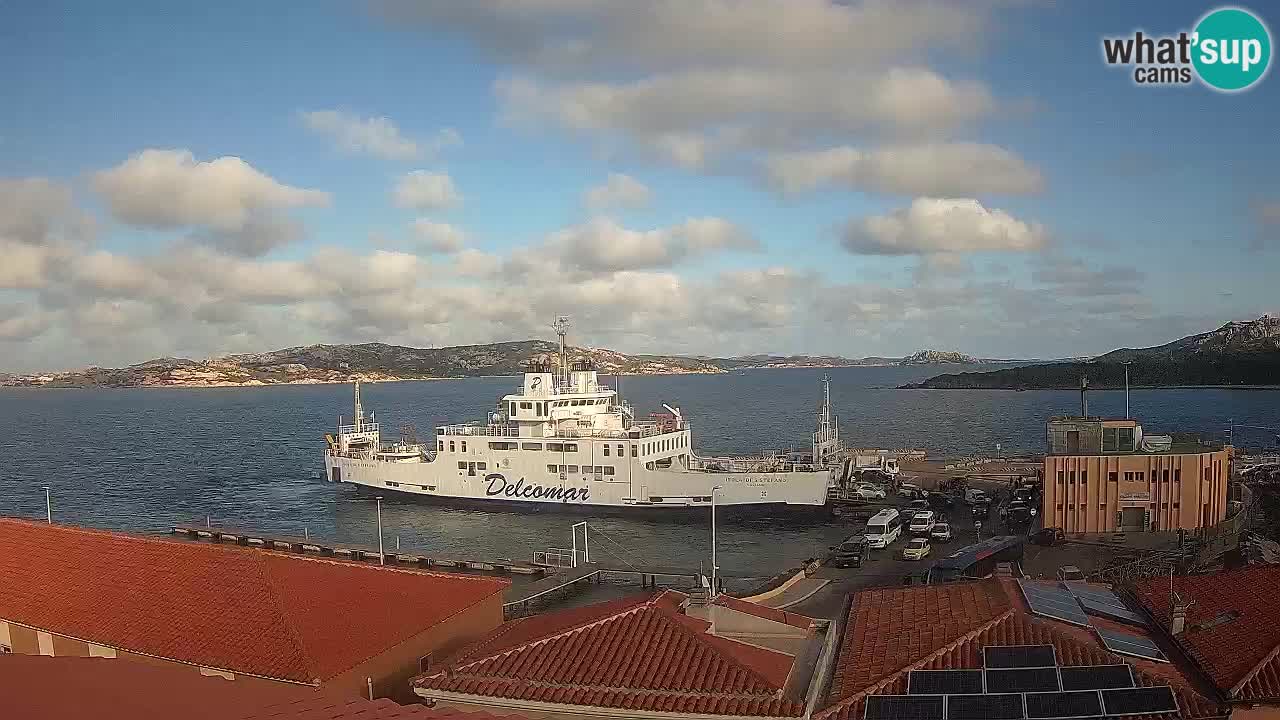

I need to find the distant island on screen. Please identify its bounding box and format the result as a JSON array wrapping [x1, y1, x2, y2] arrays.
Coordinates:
[[0, 341, 1013, 389], [902, 316, 1280, 390]]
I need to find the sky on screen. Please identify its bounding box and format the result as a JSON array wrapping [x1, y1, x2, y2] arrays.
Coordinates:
[[1, 0, 1278, 372]]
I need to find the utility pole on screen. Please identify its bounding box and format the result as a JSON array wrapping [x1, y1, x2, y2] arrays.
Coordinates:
[[711, 485, 723, 598], [41, 486, 51, 524], [375, 496, 385, 565]]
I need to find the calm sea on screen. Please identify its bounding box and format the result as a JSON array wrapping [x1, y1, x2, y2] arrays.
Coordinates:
[[2, 365, 1277, 583]]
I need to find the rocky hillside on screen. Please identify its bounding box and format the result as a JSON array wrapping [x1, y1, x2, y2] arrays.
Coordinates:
[[899, 350, 978, 365], [902, 316, 1280, 389]]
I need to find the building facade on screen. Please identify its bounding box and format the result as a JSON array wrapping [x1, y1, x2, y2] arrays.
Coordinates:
[[1042, 417, 1231, 533]]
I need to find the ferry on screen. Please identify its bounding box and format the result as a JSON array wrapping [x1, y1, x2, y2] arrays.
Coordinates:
[[323, 320, 840, 512]]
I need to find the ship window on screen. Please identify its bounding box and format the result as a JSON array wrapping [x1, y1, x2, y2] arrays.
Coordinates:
[[564, 443, 578, 452], [1103, 427, 1118, 452], [631, 444, 638, 456], [386, 481, 400, 487], [489, 441, 516, 450], [603, 445, 610, 456], [461, 441, 466, 452], [520, 402, 532, 410], [421, 485, 435, 491], [449, 441, 455, 452], [438, 441, 444, 452], [458, 462, 466, 469], [522, 442, 543, 451], [564, 465, 578, 473], [604, 466, 615, 476], [649, 496, 663, 503], [547, 442, 563, 452], [477, 462, 486, 470], [547, 464, 557, 473], [618, 444, 625, 456], [510, 402, 516, 415]]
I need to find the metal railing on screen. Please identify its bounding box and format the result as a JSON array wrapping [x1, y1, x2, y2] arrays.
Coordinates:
[[438, 424, 519, 437], [338, 422, 379, 434], [533, 548, 579, 568], [688, 455, 820, 474]]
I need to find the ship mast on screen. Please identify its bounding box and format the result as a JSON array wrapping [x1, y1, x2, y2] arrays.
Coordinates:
[[353, 378, 364, 432], [552, 316, 571, 385]]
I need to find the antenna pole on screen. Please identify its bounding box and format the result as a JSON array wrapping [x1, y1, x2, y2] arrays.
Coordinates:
[[552, 316, 571, 384]]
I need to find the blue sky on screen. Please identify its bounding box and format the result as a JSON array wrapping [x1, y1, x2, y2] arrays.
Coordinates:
[[1, 1, 1277, 371]]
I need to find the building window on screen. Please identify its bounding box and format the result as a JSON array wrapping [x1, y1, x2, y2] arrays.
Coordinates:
[[1109, 471, 1118, 482], [1136, 472, 1145, 483], [461, 441, 467, 452], [547, 464, 558, 473], [1162, 470, 1170, 483], [1082, 471, 1087, 484], [631, 444, 638, 456], [437, 441, 444, 452], [1175, 469, 1181, 483], [1124, 471, 1134, 482], [1068, 504, 1074, 510], [564, 443, 578, 452], [510, 402, 516, 415], [1057, 504, 1064, 510], [1162, 503, 1169, 509], [1069, 471, 1075, 485], [1102, 427, 1118, 453], [618, 444, 625, 456], [603, 445, 610, 456], [1100, 503, 1106, 509], [1173, 502, 1180, 509], [449, 441, 455, 452], [1057, 471, 1065, 484], [457, 462, 466, 470], [1117, 427, 1135, 452], [520, 402, 532, 410], [477, 462, 486, 470], [604, 467, 615, 476]]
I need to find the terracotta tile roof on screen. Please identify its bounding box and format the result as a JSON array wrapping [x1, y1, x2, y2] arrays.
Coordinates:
[[820, 579, 1225, 720], [0, 518, 507, 684], [1135, 564, 1280, 702], [414, 590, 803, 717], [0, 654, 529, 719]]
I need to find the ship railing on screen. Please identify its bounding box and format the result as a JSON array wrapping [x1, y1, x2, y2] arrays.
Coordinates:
[[551, 422, 676, 440], [687, 455, 820, 474], [437, 424, 519, 437], [533, 548, 580, 569], [513, 380, 606, 397], [338, 422, 380, 434]]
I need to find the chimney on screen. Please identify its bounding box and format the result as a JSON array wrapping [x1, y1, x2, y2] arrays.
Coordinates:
[[1171, 594, 1193, 635], [1080, 375, 1089, 417]]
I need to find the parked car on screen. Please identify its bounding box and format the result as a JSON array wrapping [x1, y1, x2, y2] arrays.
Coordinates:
[[897, 482, 923, 498], [830, 535, 867, 568], [1033, 527, 1066, 546], [902, 537, 932, 561], [908, 499, 930, 512], [1057, 565, 1085, 581], [853, 483, 886, 501], [930, 522, 953, 543], [964, 488, 989, 505]]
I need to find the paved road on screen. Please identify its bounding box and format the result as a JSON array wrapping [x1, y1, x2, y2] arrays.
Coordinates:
[[790, 492, 998, 619]]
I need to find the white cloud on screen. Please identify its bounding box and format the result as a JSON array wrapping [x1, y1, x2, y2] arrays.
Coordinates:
[[409, 219, 467, 253], [92, 149, 330, 232], [584, 173, 652, 210], [393, 171, 460, 210], [842, 198, 1047, 256], [765, 143, 1043, 196], [0, 305, 51, 341], [300, 110, 461, 160], [0, 239, 60, 289], [548, 216, 758, 272]]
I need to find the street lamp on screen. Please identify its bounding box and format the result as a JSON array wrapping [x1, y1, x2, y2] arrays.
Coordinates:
[[710, 485, 723, 598], [375, 496, 385, 566], [41, 486, 51, 524]]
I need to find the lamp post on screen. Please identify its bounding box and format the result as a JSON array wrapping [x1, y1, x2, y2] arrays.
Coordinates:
[[375, 496, 385, 565], [41, 486, 51, 524], [1123, 361, 1132, 419], [711, 485, 723, 598]]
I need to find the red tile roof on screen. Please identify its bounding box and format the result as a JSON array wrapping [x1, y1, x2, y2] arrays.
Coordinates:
[[819, 579, 1225, 720], [0, 518, 507, 684], [414, 590, 804, 717], [0, 654, 528, 720], [1135, 564, 1280, 702]]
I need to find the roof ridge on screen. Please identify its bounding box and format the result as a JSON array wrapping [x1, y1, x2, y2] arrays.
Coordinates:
[[443, 593, 658, 672], [429, 673, 791, 701], [1231, 642, 1280, 699], [648, 595, 788, 692], [256, 554, 324, 683]]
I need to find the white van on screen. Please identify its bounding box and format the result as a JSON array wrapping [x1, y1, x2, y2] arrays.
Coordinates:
[[964, 488, 988, 505], [865, 509, 902, 548], [909, 510, 936, 536]]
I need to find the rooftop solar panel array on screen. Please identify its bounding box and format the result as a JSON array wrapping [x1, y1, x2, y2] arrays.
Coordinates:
[[908, 670, 984, 695], [1057, 664, 1135, 691], [1024, 690, 1104, 719], [983, 645, 1058, 669], [1017, 580, 1090, 627], [1095, 627, 1170, 663], [1063, 581, 1150, 626]]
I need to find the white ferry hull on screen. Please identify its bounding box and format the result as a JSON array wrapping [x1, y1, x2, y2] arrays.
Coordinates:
[[325, 453, 830, 511]]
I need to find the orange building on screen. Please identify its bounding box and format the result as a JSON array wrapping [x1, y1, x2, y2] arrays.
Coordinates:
[[1042, 417, 1231, 533], [0, 518, 508, 702]]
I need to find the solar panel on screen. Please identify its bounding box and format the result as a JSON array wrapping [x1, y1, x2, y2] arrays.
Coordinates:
[[1100, 686, 1178, 716], [908, 670, 984, 695], [984, 645, 1058, 669], [863, 694, 944, 720], [1063, 582, 1149, 627], [1024, 690, 1104, 719], [945, 693, 1024, 720], [1096, 628, 1169, 662], [1058, 664, 1135, 691], [1018, 580, 1090, 627], [985, 667, 1061, 693]]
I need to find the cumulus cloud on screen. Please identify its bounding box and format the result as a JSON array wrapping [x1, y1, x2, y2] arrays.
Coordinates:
[[393, 170, 460, 210], [584, 173, 652, 210], [93, 149, 329, 231], [842, 198, 1047, 256], [409, 219, 467, 253], [765, 143, 1043, 196], [300, 110, 460, 160], [548, 216, 759, 272]]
